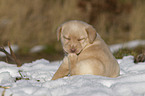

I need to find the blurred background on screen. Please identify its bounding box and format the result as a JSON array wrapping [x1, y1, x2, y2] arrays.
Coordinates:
[[0, 0, 145, 63]]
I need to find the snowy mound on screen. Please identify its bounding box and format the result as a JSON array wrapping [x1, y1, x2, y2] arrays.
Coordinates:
[[0, 56, 145, 96]]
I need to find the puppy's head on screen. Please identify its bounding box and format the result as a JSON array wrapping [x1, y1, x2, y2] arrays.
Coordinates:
[[57, 20, 97, 54]]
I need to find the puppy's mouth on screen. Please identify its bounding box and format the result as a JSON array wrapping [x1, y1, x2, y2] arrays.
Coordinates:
[[63, 48, 82, 55]]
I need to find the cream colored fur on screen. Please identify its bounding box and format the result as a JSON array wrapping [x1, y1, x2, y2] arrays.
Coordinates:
[[52, 20, 120, 80]]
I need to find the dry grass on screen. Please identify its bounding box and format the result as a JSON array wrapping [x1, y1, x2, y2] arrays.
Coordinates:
[[0, 0, 84, 48], [113, 45, 145, 59], [128, 1, 145, 40], [0, 0, 144, 51]]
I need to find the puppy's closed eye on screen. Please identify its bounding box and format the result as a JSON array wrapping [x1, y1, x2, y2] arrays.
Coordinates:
[[77, 38, 84, 41], [63, 36, 70, 40], [77, 38, 86, 42]]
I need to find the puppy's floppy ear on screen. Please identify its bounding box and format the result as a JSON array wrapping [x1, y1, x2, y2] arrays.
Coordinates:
[[86, 25, 97, 44], [57, 26, 62, 41]]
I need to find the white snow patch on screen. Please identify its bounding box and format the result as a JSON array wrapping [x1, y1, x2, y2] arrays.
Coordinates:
[[109, 40, 145, 53], [30, 45, 45, 53], [0, 56, 145, 96]]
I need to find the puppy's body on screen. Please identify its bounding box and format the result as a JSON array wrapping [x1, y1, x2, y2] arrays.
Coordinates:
[[72, 35, 119, 77], [52, 20, 120, 80]]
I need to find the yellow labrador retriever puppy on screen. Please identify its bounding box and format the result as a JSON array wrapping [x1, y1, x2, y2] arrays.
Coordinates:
[[52, 20, 120, 80]]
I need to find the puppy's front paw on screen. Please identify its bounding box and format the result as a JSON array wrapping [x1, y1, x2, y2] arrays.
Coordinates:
[[68, 53, 78, 64]]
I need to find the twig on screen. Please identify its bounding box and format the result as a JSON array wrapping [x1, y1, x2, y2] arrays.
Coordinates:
[[2, 89, 5, 96], [0, 46, 15, 62], [14, 70, 30, 82], [18, 70, 23, 78], [0, 86, 11, 96], [8, 42, 22, 67], [134, 52, 145, 63], [0, 86, 10, 89], [0, 42, 22, 67]]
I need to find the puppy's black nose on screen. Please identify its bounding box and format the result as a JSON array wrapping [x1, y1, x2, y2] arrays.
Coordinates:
[[70, 48, 76, 53]]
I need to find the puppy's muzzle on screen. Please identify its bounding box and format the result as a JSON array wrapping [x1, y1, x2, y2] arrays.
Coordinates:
[[70, 48, 76, 53]]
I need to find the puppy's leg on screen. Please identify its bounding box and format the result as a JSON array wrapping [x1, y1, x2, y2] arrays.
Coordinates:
[[68, 53, 78, 75], [51, 56, 69, 80]]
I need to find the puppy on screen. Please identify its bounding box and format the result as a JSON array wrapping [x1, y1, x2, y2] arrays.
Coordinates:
[[52, 20, 120, 80]]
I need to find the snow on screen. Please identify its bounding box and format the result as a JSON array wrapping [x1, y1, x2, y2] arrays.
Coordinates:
[[0, 56, 145, 96], [30, 45, 46, 53], [109, 40, 145, 53], [0, 40, 145, 95]]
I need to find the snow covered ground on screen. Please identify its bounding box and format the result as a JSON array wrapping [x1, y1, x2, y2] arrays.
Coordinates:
[[0, 40, 145, 96], [0, 56, 145, 96], [109, 40, 145, 53]]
